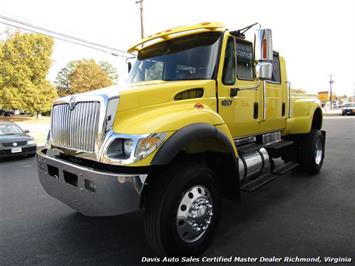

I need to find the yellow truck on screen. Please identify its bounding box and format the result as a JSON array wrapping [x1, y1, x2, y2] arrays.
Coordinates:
[[37, 22, 326, 256]]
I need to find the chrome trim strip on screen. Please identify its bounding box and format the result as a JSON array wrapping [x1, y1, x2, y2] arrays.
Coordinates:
[[235, 80, 261, 92], [234, 129, 284, 144], [234, 136, 256, 146], [262, 131, 281, 145]]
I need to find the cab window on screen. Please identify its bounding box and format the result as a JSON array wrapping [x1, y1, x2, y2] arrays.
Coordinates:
[[270, 51, 281, 83], [236, 39, 254, 80], [222, 38, 236, 85]]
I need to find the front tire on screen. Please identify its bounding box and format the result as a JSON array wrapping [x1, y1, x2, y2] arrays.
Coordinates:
[[299, 130, 325, 174], [143, 163, 220, 257]]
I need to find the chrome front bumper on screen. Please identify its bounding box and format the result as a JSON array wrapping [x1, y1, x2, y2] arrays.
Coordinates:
[[37, 149, 147, 217]]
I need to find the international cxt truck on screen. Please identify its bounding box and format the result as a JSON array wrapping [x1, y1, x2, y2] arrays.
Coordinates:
[[37, 22, 326, 256]]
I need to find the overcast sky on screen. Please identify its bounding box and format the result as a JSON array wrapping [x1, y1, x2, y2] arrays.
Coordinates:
[[1, 0, 355, 96]]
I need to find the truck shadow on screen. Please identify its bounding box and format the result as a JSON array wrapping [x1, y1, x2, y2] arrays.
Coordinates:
[[206, 170, 318, 256], [53, 171, 316, 264], [54, 210, 158, 265]]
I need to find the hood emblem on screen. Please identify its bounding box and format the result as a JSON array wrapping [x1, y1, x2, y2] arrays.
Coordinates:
[[69, 96, 76, 110], [13, 142, 18, 146]]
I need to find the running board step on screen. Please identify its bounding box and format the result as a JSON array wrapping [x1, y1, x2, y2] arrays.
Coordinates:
[[272, 162, 299, 175], [266, 140, 294, 151], [241, 175, 276, 192]]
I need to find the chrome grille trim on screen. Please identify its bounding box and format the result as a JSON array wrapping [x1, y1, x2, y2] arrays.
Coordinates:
[[51, 101, 100, 152]]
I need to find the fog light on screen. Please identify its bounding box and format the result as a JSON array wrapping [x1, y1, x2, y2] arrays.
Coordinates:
[[117, 176, 126, 184]]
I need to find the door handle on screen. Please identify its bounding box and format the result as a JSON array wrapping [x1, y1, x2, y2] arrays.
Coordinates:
[[230, 88, 239, 97]]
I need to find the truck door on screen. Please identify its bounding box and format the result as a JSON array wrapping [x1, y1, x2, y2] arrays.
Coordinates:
[[259, 52, 287, 132], [218, 35, 262, 138]]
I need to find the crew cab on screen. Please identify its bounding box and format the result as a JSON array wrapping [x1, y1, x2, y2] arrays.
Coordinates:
[[37, 22, 326, 257]]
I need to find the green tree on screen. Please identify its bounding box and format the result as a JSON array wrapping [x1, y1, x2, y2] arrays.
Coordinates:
[[55, 61, 78, 96], [68, 59, 112, 94], [25, 81, 57, 118], [99, 60, 118, 84], [55, 59, 117, 96], [0, 31, 56, 116]]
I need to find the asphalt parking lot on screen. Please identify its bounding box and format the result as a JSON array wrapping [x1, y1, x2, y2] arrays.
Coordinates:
[[1, 117, 354, 265]]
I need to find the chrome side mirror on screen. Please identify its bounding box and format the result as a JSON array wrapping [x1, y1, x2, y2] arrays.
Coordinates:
[[255, 28, 273, 79], [256, 62, 273, 80]]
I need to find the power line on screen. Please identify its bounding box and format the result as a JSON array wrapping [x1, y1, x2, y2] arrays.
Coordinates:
[[0, 20, 121, 56], [0, 13, 132, 58]]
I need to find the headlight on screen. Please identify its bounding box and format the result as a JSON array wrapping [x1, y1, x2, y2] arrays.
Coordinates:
[[27, 140, 36, 145], [103, 132, 167, 164], [135, 133, 166, 160], [106, 138, 133, 159], [123, 139, 134, 154]]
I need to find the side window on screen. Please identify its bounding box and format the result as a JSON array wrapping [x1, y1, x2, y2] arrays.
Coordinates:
[[222, 38, 236, 85], [270, 51, 281, 83], [131, 60, 164, 82], [145, 61, 164, 81], [236, 39, 254, 80]]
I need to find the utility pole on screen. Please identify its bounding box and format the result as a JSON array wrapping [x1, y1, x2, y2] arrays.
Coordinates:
[[329, 74, 334, 109], [136, 0, 144, 40]]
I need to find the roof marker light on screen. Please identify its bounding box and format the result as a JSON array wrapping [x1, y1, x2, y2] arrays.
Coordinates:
[[194, 103, 204, 109]]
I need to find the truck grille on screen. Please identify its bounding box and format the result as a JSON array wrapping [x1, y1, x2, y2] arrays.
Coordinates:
[[51, 101, 100, 152]]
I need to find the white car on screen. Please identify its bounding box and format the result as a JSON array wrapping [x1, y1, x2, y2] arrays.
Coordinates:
[[342, 102, 355, 115]]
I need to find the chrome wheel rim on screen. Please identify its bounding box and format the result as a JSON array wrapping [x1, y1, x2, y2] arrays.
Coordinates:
[[314, 138, 323, 165], [176, 185, 213, 243]]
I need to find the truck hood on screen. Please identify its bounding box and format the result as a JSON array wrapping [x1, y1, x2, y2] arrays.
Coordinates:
[[117, 80, 214, 112], [55, 80, 213, 111], [54, 80, 214, 112], [53, 80, 216, 134]]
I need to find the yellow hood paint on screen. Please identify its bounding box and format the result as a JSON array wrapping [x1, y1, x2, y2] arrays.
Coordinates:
[[112, 80, 221, 134]]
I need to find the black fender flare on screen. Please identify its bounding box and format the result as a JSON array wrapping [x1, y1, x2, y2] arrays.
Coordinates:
[[152, 123, 237, 165], [151, 123, 240, 199]]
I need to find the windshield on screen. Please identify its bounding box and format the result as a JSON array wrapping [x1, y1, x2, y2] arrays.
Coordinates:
[[0, 124, 23, 135], [344, 103, 355, 107], [128, 32, 221, 83]]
